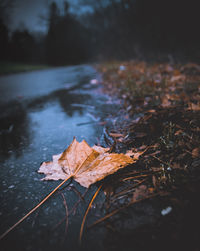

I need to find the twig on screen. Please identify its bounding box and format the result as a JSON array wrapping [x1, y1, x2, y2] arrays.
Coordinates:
[[79, 185, 102, 244]]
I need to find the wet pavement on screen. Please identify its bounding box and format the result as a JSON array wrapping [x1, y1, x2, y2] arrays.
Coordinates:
[[0, 65, 122, 251]]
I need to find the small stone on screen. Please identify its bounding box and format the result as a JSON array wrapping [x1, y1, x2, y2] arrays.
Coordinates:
[[161, 206, 172, 216], [8, 185, 15, 189], [119, 65, 126, 71]]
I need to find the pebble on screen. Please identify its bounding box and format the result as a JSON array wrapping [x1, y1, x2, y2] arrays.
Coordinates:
[[8, 185, 15, 189], [161, 206, 172, 216], [119, 65, 126, 71]]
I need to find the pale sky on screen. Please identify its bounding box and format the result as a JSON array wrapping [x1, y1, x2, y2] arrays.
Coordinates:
[[7, 0, 93, 33]]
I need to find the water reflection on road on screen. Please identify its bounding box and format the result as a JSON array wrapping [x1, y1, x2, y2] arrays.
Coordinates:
[[0, 65, 121, 251]]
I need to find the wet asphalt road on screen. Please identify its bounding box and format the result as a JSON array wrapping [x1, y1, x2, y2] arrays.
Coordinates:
[[0, 65, 121, 251]]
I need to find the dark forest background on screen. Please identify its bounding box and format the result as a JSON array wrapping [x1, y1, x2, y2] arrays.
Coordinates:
[[1, 0, 200, 66]]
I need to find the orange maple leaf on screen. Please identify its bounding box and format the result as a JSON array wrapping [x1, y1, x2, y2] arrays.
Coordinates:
[[39, 138, 142, 188]]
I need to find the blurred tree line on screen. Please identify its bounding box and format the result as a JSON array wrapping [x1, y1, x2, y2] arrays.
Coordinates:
[[45, 2, 88, 65], [1, 0, 200, 65], [85, 0, 200, 61]]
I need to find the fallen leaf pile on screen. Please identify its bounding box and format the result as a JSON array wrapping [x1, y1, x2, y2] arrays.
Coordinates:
[[99, 61, 200, 114], [96, 60, 200, 221], [39, 137, 143, 188]]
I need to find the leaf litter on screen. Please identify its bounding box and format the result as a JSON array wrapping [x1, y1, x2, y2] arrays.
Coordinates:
[[91, 61, 200, 249]]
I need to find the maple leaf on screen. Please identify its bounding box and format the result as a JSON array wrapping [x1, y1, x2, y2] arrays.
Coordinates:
[[39, 137, 143, 188]]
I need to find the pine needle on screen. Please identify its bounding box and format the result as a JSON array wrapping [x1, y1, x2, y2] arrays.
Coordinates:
[[122, 174, 149, 181], [79, 184, 102, 244]]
